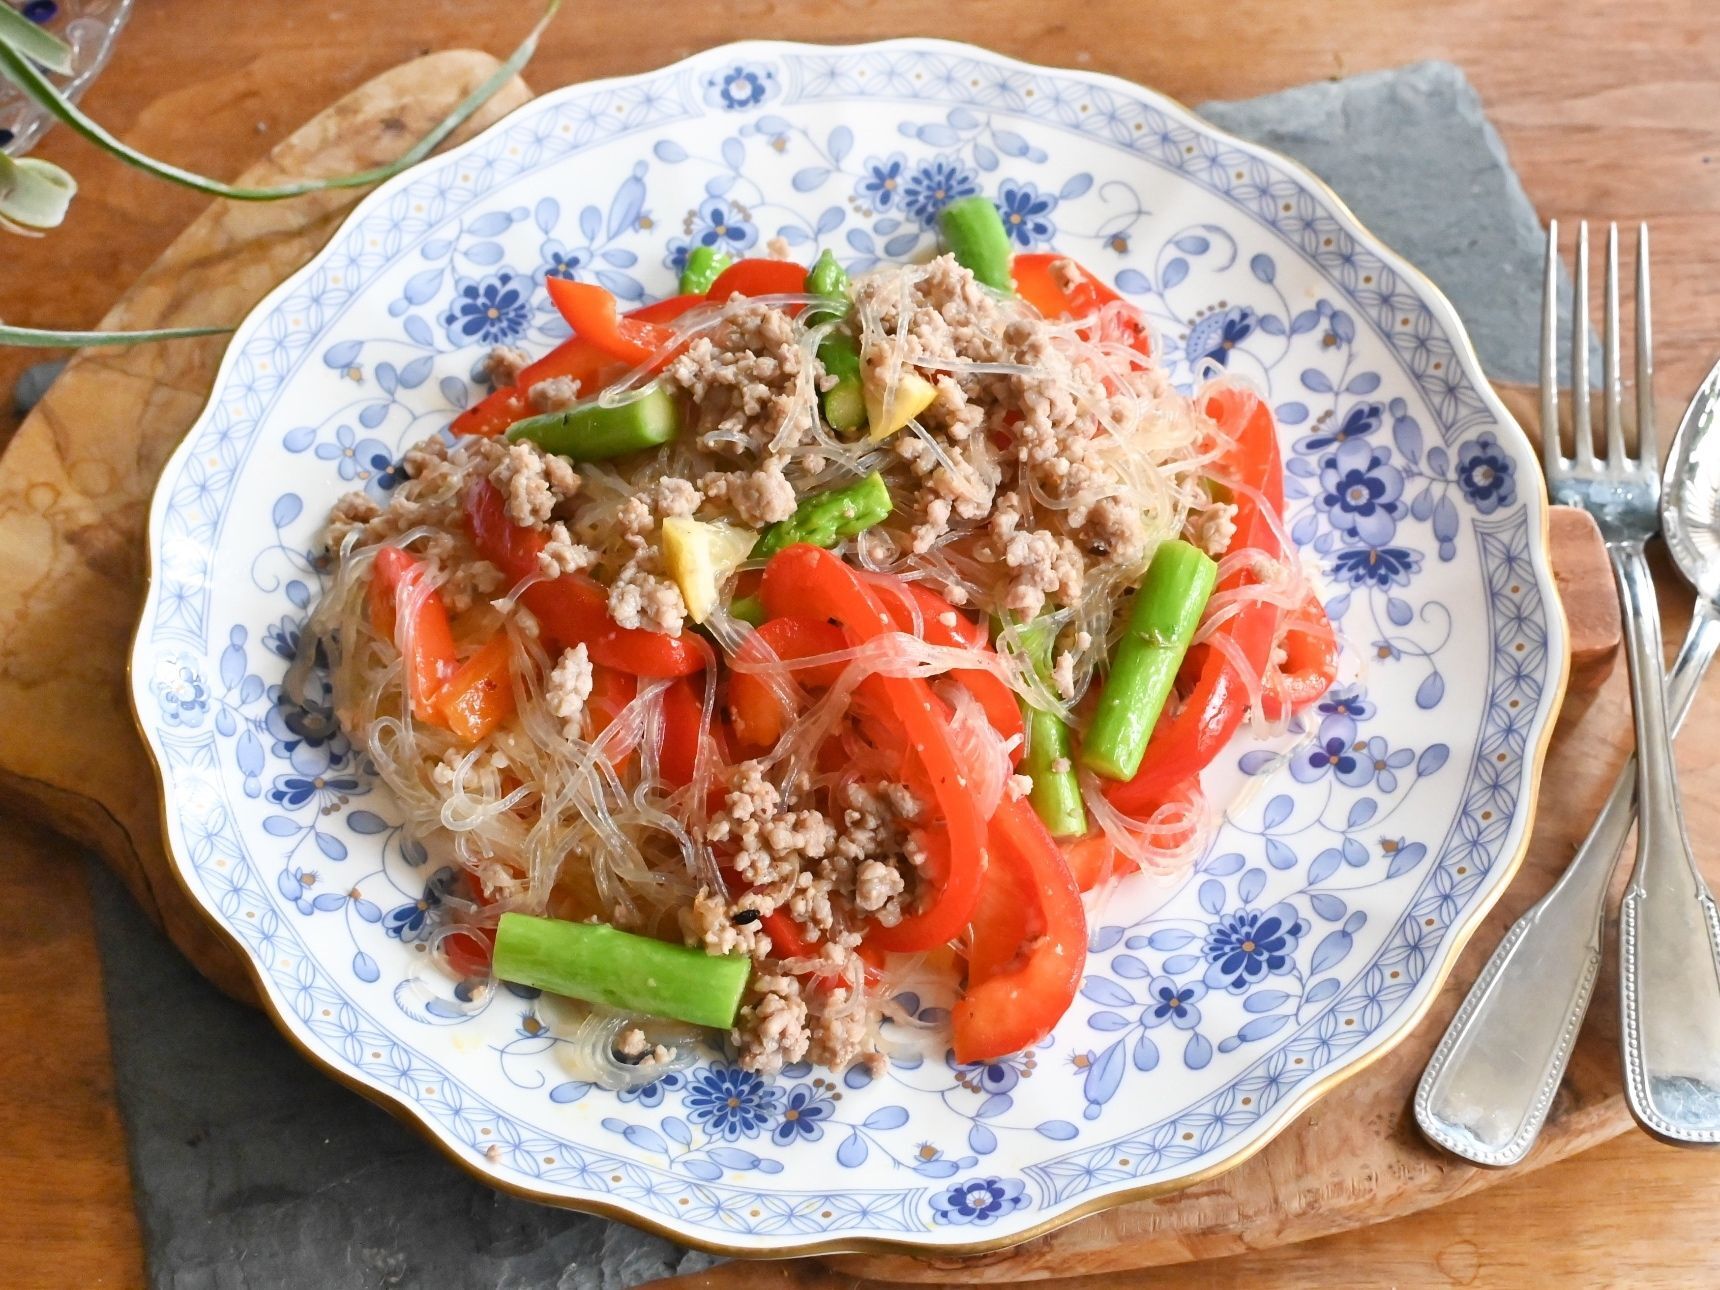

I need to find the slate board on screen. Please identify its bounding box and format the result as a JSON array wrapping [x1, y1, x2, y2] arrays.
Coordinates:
[[71, 57, 1576, 1290]]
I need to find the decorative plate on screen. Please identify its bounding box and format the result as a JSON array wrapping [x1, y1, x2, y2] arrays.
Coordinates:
[[130, 39, 1567, 1256]]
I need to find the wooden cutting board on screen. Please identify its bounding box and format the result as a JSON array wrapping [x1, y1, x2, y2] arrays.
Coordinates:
[[0, 50, 1692, 1283]]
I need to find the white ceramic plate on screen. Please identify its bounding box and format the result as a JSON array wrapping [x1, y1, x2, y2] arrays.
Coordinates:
[[131, 39, 1567, 1256]]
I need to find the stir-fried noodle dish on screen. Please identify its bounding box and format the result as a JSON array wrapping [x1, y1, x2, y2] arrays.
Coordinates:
[[308, 200, 1337, 1086]]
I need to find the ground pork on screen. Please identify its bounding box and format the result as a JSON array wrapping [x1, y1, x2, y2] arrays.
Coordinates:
[[990, 495, 1086, 617], [732, 972, 811, 1075], [606, 550, 687, 636], [1081, 495, 1149, 561], [653, 475, 704, 518], [1051, 649, 1078, 701], [322, 434, 503, 554], [483, 344, 531, 387], [544, 643, 593, 740], [852, 859, 905, 914], [528, 374, 583, 413], [490, 440, 580, 528], [699, 462, 797, 526], [616, 1027, 675, 1069], [850, 254, 1173, 579], [825, 779, 921, 929], [1192, 500, 1238, 558], [703, 765, 922, 944], [440, 559, 504, 616], [430, 744, 511, 789], [707, 762, 836, 894], [680, 886, 773, 960], [616, 494, 654, 543], [537, 520, 598, 578], [662, 299, 816, 464], [808, 979, 871, 1070]]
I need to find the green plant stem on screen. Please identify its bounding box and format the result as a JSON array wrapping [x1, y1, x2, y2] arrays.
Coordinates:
[[0, 0, 560, 201], [0, 322, 231, 347]]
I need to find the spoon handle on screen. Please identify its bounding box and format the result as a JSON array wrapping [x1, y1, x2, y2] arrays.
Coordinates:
[[1616, 550, 1720, 1144], [1416, 598, 1720, 1164]]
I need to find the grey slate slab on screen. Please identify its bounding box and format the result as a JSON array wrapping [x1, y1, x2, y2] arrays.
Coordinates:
[[81, 59, 1560, 1290], [1198, 59, 1590, 387]]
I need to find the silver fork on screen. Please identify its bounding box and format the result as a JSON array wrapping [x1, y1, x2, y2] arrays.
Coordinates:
[[1417, 223, 1720, 1161]]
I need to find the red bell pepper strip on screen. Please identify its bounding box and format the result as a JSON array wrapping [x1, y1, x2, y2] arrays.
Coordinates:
[[368, 546, 459, 723], [452, 293, 704, 437], [870, 578, 1025, 762], [760, 545, 986, 952], [966, 836, 1036, 985], [586, 664, 637, 738], [657, 675, 708, 790], [1012, 252, 1151, 357], [461, 480, 705, 678], [1063, 832, 1117, 894], [1260, 589, 1340, 721], [442, 879, 500, 978], [951, 793, 1086, 1062], [583, 663, 638, 776], [544, 278, 677, 367], [1107, 387, 1285, 813], [452, 387, 531, 439], [522, 579, 705, 679], [727, 616, 849, 749], [461, 477, 543, 582], [627, 292, 707, 325], [706, 257, 808, 303], [759, 907, 816, 960], [443, 926, 495, 978], [436, 635, 516, 743], [451, 337, 621, 437], [754, 904, 883, 990]]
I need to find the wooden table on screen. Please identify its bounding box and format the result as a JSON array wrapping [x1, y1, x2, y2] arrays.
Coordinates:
[[1, 2, 1716, 1287]]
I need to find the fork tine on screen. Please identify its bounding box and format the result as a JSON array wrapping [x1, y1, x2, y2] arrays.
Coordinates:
[[1636, 223, 1656, 468], [1540, 220, 1562, 477], [1604, 223, 1626, 468], [1572, 221, 1595, 467]]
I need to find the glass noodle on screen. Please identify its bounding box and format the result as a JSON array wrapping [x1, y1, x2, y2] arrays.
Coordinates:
[[305, 256, 1301, 1042]]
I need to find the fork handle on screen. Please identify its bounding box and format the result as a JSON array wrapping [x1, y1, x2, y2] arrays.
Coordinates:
[[1615, 542, 1720, 1143], [1415, 597, 1720, 1164]]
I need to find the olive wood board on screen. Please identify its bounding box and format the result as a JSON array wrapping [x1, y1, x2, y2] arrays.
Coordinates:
[[1, 50, 1694, 1284]]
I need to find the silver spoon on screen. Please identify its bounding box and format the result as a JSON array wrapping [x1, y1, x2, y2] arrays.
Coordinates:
[[1417, 354, 1720, 1164]]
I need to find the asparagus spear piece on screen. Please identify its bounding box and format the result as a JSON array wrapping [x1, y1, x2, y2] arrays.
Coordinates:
[[751, 471, 892, 560], [504, 383, 679, 460], [1081, 539, 1219, 781], [938, 194, 1014, 294], [493, 913, 750, 1031]]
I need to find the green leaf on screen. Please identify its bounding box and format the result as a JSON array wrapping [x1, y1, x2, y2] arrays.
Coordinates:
[[0, 152, 76, 231], [0, 321, 230, 348], [0, 5, 74, 75], [0, 0, 558, 203]]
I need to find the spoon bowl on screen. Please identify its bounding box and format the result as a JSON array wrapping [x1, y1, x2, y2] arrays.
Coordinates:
[[1661, 359, 1720, 604]]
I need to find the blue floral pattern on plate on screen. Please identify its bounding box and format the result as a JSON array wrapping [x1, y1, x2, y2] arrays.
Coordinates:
[[130, 39, 1566, 1255]]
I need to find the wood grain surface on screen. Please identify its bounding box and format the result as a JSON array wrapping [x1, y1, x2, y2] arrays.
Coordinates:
[[1, 2, 1716, 1286]]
